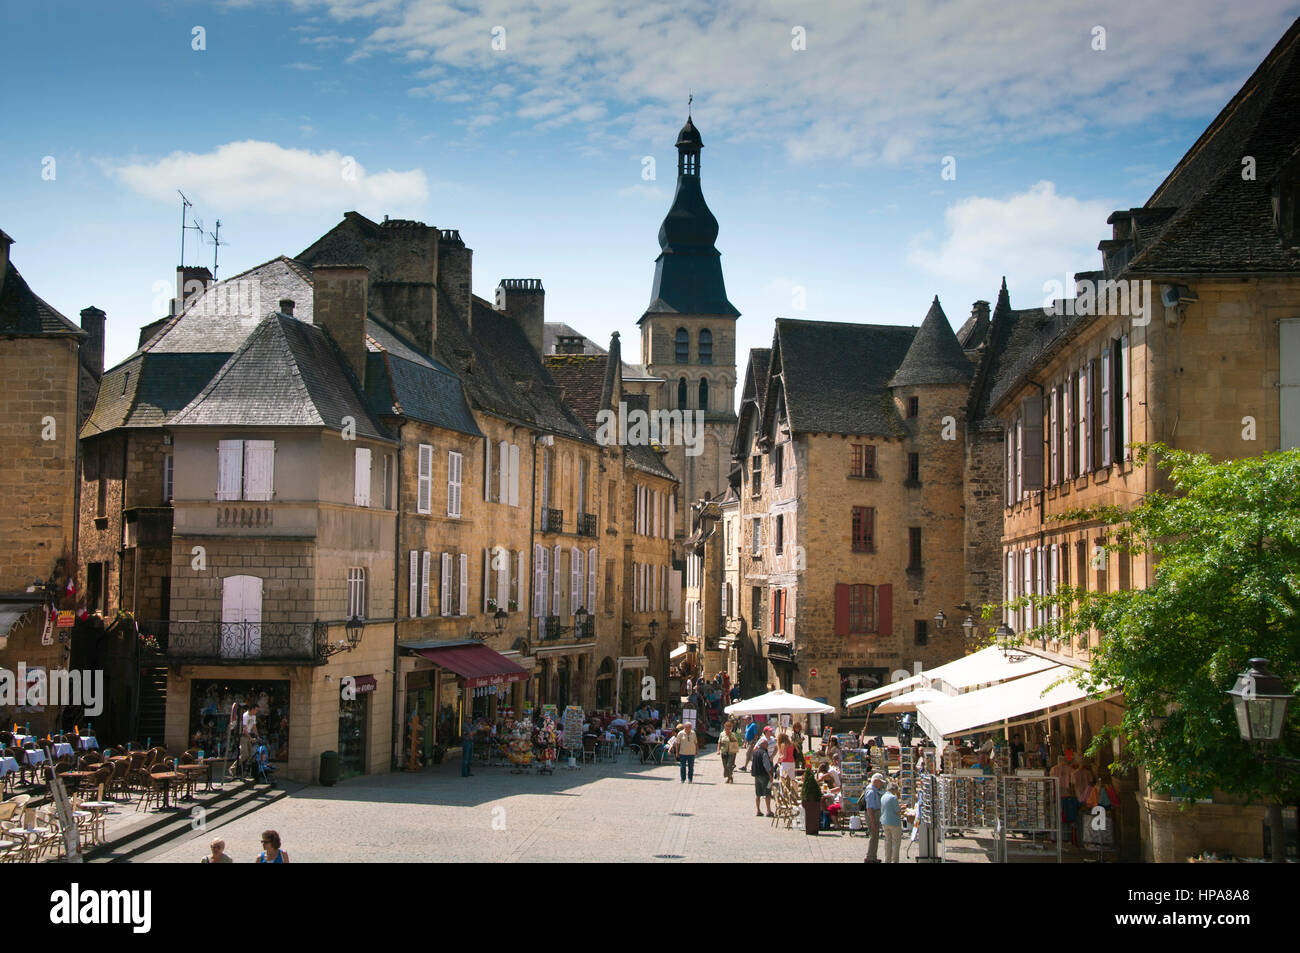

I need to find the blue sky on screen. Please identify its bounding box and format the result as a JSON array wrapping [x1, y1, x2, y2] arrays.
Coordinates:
[[4, 0, 1298, 380]]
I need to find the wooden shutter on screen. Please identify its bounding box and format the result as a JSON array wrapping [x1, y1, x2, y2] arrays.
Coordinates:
[[508, 444, 520, 506], [482, 548, 490, 612], [552, 544, 562, 616], [515, 550, 524, 609], [440, 553, 452, 616], [447, 451, 462, 517], [1005, 426, 1014, 503], [417, 444, 433, 514], [420, 551, 431, 617], [877, 584, 892, 636], [1100, 348, 1113, 467], [354, 448, 371, 506], [1062, 380, 1074, 480], [1083, 363, 1095, 472], [1021, 395, 1043, 490], [533, 545, 547, 617], [834, 584, 849, 636], [243, 440, 275, 501], [458, 553, 469, 616], [571, 548, 583, 612], [496, 548, 509, 609], [409, 550, 418, 618], [1048, 388, 1059, 486], [587, 547, 597, 613], [498, 441, 509, 503], [1118, 335, 1132, 459], [217, 439, 244, 501], [484, 440, 493, 501]]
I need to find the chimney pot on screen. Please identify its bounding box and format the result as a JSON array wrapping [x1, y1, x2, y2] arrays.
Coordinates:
[[279, 298, 295, 316]]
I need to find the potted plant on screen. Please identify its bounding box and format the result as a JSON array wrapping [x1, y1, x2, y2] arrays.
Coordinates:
[[801, 767, 823, 835]]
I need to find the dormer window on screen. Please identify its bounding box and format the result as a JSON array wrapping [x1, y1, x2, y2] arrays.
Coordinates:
[[1273, 170, 1299, 246]]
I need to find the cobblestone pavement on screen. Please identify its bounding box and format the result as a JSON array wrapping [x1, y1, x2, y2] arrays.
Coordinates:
[[141, 747, 929, 863]]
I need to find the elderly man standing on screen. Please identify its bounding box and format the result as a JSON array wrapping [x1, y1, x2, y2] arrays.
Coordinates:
[[752, 728, 775, 817], [862, 773, 887, 863], [675, 721, 698, 783]]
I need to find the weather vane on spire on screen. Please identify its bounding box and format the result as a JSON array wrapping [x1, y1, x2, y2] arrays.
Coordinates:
[[688, 91, 693, 116]]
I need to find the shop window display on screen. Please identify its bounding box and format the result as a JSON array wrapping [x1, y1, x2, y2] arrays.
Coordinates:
[[189, 679, 289, 761]]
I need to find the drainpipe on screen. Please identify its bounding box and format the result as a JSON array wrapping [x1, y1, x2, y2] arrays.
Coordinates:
[[528, 430, 539, 702], [1032, 381, 1049, 654], [390, 420, 406, 772]]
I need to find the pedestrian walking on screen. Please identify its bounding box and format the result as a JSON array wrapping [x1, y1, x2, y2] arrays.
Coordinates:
[[752, 730, 775, 817], [740, 716, 758, 772], [675, 722, 698, 782], [862, 773, 886, 863], [257, 830, 289, 863], [717, 719, 741, 782], [200, 838, 232, 863], [882, 781, 903, 863], [461, 714, 475, 777]]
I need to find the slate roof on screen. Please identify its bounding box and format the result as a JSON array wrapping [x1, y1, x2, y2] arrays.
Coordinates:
[[81, 352, 233, 437], [956, 302, 991, 350], [0, 261, 85, 338], [433, 296, 592, 443], [364, 318, 481, 437], [889, 297, 973, 387], [543, 322, 607, 355], [770, 319, 916, 438], [170, 313, 390, 440], [1125, 18, 1300, 275], [731, 348, 771, 461]]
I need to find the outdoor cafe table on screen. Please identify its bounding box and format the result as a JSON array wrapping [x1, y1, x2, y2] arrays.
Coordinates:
[[150, 772, 181, 809], [60, 770, 96, 793], [51, 743, 74, 758], [176, 764, 209, 799], [22, 750, 47, 767], [78, 737, 99, 750], [0, 756, 19, 778]]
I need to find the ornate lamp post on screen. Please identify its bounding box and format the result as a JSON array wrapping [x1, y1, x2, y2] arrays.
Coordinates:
[[1226, 658, 1297, 863]]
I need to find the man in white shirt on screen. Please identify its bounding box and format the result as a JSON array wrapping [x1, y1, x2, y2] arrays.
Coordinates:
[[240, 702, 259, 774]]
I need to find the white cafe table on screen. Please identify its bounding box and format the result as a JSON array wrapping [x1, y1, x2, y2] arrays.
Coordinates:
[[22, 750, 47, 766], [12, 735, 32, 746], [0, 756, 19, 777], [51, 743, 74, 758], [78, 737, 99, 750]]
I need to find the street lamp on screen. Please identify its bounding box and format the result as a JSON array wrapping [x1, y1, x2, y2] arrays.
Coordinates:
[[574, 606, 589, 638], [934, 610, 947, 630], [494, 608, 508, 633], [1226, 657, 1297, 864], [345, 615, 364, 651]]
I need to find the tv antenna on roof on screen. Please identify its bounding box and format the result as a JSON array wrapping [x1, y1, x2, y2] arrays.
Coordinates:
[[177, 190, 204, 267], [205, 220, 228, 279]]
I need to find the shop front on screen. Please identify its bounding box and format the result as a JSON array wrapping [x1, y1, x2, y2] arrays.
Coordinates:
[[337, 674, 375, 780], [187, 676, 291, 761]]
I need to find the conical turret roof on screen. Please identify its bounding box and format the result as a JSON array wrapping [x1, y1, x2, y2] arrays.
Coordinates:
[[889, 296, 973, 388]]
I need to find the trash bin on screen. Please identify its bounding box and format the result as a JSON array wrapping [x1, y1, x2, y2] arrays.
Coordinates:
[[319, 749, 339, 787]]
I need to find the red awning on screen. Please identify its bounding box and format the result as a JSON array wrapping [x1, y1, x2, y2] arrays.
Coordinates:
[[415, 644, 528, 690], [351, 675, 377, 695]]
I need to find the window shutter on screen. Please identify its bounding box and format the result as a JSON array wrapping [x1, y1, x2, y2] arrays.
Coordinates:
[[533, 545, 547, 617], [1049, 388, 1059, 486], [587, 547, 597, 613], [508, 444, 520, 506], [1062, 381, 1073, 480], [514, 550, 524, 609], [1021, 395, 1043, 491], [834, 584, 849, 637], [458, 553, 469, 616], [420, 551, 431, 617], [1005, 427, 1014, 504], [1083, 364, 1094, 472], [417, 444, 433, 514], [1118, 335, 1133, 459], [498, 441, 509, 503], [244, 440, 275, 501], [484, 440, 493, 501], [1037, 546, 1047, 627], [571, 548, 582, 612], [409, 550, 419, 618], [447, 451, 462, 517], [668, 494, 675, 538], [440, 553, 452, 617], [217, 439, 244, 501], [552, 544, 562, 616], [877, 584, 892, 636], [1100, 348, 1113, 467], [354, 448, 372, 506], [482, 548, 490, 612]]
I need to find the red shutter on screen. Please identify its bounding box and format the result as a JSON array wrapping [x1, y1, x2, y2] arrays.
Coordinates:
[[877, 584, 893, 636], [834, 584, 849, 636]]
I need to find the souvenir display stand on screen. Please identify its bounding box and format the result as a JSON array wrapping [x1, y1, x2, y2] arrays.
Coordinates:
[[506, 722, 534, 773], [840, 747, 866, 813], [936, 770, 1061, 863]]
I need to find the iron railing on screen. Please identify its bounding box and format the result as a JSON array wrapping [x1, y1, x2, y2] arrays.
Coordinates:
[[541, 508, 564, 533], [137, 619, 325, 663], [577, 513, 598, 537]]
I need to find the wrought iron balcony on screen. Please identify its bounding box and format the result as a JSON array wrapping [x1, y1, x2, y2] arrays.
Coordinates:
[[538, 615, 562, 641], [766, 637, 795, 661], [577, 513, 598, 537], [541, 508, 564, 533], [536, 614, 592, 641], [137, 619, 326, 664]]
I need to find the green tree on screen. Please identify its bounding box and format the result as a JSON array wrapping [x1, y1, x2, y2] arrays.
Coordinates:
[[1005, 445, 1299, 847]]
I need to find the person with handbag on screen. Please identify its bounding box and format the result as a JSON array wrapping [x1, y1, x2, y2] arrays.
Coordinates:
[[717, 719, 741, 783]]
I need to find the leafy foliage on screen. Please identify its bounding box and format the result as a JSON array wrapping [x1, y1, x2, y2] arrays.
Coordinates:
[[995, 445, 1300, 802]]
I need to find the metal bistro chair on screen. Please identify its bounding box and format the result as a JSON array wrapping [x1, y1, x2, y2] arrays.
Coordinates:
[[581, 736, 598, 765]]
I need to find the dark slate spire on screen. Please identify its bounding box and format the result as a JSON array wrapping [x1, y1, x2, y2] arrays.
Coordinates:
[[889, 296, 973, 387], [994, 276, 1011, 316], [640, 115, 739, 320], [600, 330, 620, 412]]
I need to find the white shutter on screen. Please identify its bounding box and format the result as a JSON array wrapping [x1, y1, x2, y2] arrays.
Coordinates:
[[409, 550, 418, 618], [508, 444, 520, 506], [217, 439, 244, 501], [498, 440, 509, 503], [420, 551, 431, 617], [417, 444, 433, 514], [1037, 546, 1047, 626], [1050, 544, 1060, 623], [482, 548, 490, 612], [244, 440, 275, 501], [541, 449, 550, 508], [668, 494, 675, 538], [440, 553, 452, 616], [484, 440, 493, 502], [497, 548, 509, 609], [354, 448, 372, 507], [552, 544, 562, 616], [571, 547, 582, 612], [1101, 349, 1113, 467], [458, 553, 469, 616], [587, 547, 597, 614], [533, 545, 548, 617], [447, 451, 462, 517], [515, 550, 524, 610]]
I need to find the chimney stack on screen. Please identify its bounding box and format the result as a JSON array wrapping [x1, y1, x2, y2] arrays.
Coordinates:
[[79, 307, 106, 379], [313, 264, 369, 388], [495, 279, 545, 355], [435, 229, 472, 336], [172, 265, 213, 316], [279, 298, 295, 316]]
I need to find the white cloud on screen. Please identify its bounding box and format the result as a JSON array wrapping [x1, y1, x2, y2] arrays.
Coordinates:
[[278, 0, 1296, 162], [908, 181, 1114, 286], [283, 61, 321, 70], [107, 140, 429, 214], [617, 184, 666, 201]]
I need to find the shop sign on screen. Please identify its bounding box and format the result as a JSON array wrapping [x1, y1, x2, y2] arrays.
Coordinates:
[[56, 611, 75, 629]]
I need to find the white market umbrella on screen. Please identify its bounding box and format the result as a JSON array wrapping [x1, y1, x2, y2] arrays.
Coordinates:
[[725, 689, 834, 717], [872, 687, 948, 714]]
